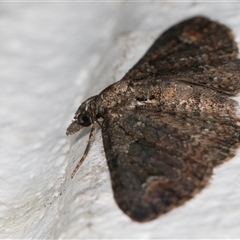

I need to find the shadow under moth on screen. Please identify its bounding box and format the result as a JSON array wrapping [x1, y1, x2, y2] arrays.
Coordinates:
[[66, 16, 240, 222]]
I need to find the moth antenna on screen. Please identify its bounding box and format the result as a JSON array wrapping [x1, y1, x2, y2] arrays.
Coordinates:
[[96, 118, 103, 128], [71, 124, 95, 178]]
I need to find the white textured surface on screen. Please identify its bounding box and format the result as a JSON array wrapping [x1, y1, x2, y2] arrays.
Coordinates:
[[1, 2, 240, 239]]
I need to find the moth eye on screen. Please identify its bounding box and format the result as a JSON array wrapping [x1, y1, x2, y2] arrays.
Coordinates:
[[77, 114, 91, 127]]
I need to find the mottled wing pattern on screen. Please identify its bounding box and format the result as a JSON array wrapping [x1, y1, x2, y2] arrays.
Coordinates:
[[102, 109, 240, 222], [139, 16, 238, 63], [126, 16, 240, 95], [67, 16, 240, 222]]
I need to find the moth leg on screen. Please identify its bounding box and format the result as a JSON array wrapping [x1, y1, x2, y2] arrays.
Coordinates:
[[71, 124, 96, 178]]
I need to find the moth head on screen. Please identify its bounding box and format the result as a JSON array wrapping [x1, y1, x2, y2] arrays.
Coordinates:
[[66, 96, 97, 136]]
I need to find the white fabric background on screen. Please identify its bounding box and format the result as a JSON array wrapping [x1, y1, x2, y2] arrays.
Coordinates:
[[1, 2, 240, 239]]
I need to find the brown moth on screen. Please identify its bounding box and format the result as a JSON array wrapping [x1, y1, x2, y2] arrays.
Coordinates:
[[66, 16, 240, 222]]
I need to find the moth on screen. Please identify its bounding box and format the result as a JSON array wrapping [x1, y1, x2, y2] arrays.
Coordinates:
[[66, 16, 240, 222]]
